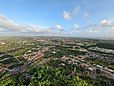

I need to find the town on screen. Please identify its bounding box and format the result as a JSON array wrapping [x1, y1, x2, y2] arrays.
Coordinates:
[[0, 36, 114, 86]]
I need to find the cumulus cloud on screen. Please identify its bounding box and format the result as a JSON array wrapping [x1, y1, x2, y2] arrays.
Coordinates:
[[63, 11, 72, 20], [63, 6, 91, 23], [55, 25, 62, 30], [0, 15, 51, 34], [0, 15, 21, 31], [99, 19, 114, 37], [1, 14, 114, 37], [63, 7, 80, 20], [73, 24, 79, 29], [49, 25, 65, 32], [101, 19, 114, 27], [77, 20, 114, 37]]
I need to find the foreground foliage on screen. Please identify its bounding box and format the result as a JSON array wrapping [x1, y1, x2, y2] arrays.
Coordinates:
[[0, 66, 98, 86]]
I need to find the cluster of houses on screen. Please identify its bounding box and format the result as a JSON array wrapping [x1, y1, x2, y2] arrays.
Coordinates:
[[60, 55, 114, 79], [23, 46, 50, 61], [0, 52, 16, 72], [89, 47, 114, 54], [1, 37, 114, 79], [85, 51, 114, 62]]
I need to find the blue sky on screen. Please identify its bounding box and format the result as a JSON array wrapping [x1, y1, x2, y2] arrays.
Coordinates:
[[0, 0, 114, 37]]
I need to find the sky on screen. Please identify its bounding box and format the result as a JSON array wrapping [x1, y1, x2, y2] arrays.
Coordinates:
[[0, 0, 114, 38]]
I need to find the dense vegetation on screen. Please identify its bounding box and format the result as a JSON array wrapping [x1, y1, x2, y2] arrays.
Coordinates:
[[0, 65, 99, 86], [0, 37, 114, 86]]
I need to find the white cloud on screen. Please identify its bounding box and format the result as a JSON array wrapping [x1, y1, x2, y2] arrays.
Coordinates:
[[63, 7, 80, 20], [0, 15, 51, 34], [1, 15, 114, 37], [0, 15, 21, 31], [63, 7, 91, 23], [78, 20, 114, 37], [55, 25, 62, 30], [50, 25, 65, 31], [101, 19, 114, 27], [74, 24, 79, 29], [72, 24, 79, 32], [99, 19, 114, 37], [89, 29, 98, 33], [63, 11, 72, 20]]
